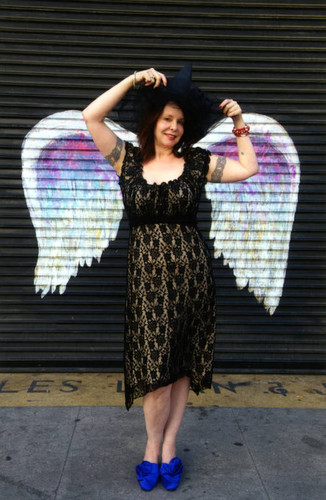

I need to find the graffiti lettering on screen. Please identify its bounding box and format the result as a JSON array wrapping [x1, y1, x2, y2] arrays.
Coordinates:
[[59, 380, 81, 392], [0, 379, 82, 394], [0, 380, 19, 393], [312, 383, 326, 395], [28, 380, 54, 393], [117, 380, 125, 393], [268, 382, 288, 397], [212, 380, 251, 394]]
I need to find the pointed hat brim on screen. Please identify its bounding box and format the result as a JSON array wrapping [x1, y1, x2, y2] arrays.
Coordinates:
[[116, 64, 222, 144]]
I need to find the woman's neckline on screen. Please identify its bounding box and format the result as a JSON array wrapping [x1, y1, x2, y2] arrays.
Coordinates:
[[141, 165, 185, 186], [139, 154, 187, 187]]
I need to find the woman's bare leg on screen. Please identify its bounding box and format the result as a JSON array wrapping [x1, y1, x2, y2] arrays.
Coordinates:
[[142, 384, 172, 463], [161, 376, 190, 463]]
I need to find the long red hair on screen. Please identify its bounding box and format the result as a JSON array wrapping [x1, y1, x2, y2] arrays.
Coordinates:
[[137, 101, 191, 163]]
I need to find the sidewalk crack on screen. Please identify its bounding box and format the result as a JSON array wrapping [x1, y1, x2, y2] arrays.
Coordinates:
[[53, 406, 81, 499], [232, 408, 271, 500]]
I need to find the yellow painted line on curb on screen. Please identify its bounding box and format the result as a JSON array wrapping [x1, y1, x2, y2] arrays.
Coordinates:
[[0, 373, 325, 408]]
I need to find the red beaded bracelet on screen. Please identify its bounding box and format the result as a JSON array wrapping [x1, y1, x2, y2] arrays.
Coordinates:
[[232, 124, 250, 137]]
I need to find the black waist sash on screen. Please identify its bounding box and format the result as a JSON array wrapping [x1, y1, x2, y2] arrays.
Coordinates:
[[129, 214, 197, 228]]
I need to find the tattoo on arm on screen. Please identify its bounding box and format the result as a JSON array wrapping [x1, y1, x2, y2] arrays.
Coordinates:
[[211, 155, 227, 182], [105, 136, 123, 166]]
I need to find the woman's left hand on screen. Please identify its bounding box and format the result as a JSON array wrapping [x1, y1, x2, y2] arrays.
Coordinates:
[[219, 99, 243, 122]]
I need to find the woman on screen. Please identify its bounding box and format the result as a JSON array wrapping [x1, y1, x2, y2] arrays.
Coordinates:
[[82, 65, 258, 491]]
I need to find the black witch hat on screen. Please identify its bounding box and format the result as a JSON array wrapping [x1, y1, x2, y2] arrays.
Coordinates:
[[116, 63, 222, 145]]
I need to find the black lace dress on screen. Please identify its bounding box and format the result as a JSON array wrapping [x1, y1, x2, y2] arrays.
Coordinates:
[[119, 142, 216, 410]]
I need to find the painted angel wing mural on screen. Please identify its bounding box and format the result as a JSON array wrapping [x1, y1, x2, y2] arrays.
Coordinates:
[[22, 111, 300, 315], [21, 110, 136, 297], [198, 113, 300, 315]]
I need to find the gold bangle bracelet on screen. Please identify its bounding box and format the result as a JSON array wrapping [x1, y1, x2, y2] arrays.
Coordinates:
[[133, 71, 137, 89]]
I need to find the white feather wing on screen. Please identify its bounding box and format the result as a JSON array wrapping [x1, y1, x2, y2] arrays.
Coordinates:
[[21, 110, 136, 296], [200, 113, 300, 315]]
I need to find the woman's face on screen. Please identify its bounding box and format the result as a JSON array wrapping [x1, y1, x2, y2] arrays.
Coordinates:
[[154, 102, 184, 149]]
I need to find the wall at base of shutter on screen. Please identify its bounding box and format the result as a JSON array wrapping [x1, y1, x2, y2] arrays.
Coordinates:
[[0, 0, 325, 373]]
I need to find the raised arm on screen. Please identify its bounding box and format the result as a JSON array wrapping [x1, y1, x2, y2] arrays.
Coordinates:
[[206, 99, 259, 183], [82, 68, 167, 175]]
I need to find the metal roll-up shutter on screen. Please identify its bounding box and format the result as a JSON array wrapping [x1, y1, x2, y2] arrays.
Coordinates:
[[0, 0, 325, 373]]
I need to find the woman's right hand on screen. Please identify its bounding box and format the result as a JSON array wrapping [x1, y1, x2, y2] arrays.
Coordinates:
[[134, 68, 167, 88], [82, 67, 166, 176]]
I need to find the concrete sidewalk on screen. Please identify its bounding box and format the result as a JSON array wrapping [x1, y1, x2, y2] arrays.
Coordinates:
[[0, 405, 325, 500]]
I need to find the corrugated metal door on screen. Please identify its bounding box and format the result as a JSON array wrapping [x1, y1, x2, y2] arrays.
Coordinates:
[[0, 0, 325, 372]]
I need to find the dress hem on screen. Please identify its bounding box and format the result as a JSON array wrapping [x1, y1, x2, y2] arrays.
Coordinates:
[[124, 371, 213, 411]]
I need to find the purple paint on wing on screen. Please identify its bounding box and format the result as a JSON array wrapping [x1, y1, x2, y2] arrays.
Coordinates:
[[35, 133, 119, 209], [36, 133, 116, 186]]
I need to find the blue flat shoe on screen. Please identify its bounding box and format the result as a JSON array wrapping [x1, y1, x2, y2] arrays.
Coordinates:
[[135, 461, 160, 491], [160, 457, 183, 491]]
